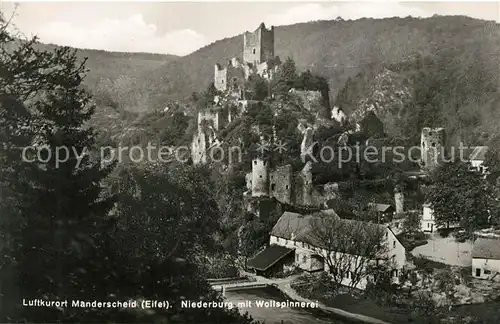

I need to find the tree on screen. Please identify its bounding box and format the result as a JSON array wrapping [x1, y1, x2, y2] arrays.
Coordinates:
[[271, 57, 297, 95], [308, 215, 388, 293], [359, 111, 385, 138], [401, 210, 423, 238], [0, 22, 259, 324], [113, 163, 221, 260], [246, 75, 269, 101], [0, 21, 117, 321], [426, 161, 491, 237]]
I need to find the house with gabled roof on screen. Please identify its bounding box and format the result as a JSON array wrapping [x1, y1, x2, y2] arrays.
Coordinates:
[[472, 237, 500, 281], [247, 209, 406, 289]]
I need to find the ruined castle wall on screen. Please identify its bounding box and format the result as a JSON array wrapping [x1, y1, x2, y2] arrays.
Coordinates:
[[198, 110, 220, 131], [243, 24, 274, 65], [421, 127, 446, 172], [394, 186, 404, 214], [256, 61, 279, 80], [292, 162, 313, 206], [252, 158, 269, 197], [270, 165, 292, 204], [191, 131, 208, 165], [214, 61, 247, 93], [214, 64, 227, 92], [259, 26, 275, 63]]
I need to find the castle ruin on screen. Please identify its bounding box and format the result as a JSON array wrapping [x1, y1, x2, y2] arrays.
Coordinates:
[[244, 157, 339, 213], [191, 23, 281, 165], [420, 127, 446, 172]]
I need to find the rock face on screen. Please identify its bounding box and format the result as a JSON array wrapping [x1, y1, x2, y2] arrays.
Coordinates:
[[289, 88, 325, 113], [331, 105, 347, 124], [300, 126, 315, 160], [350, 68, 412, 121]]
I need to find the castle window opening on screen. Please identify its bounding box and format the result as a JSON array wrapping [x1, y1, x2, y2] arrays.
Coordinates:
[[259, 175, 262, 179], [271, 183, 276, 191], [252, 48, 256, 54], [432, 143, 436, 147], [285, 185, 289, 190]]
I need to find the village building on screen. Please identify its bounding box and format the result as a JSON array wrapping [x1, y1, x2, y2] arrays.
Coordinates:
[[368, 203, 395, 223], [472, 237, 500, 280], [465, 146, 489, 174], [421, 203, 437, 233], [247, 209, 406, 290]]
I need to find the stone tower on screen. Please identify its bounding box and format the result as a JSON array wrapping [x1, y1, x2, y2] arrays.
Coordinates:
[[420, 127, 446, 172], [243, 23, 275, 66], [251, 157, 269, 197], [394, 185, 404, 215]]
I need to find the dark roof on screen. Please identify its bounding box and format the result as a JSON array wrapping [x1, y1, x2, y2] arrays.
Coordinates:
[[472, 238, 500, 259], [246, 245, 294, 271], [269, 209, 388, 250], [369, 203, 394, 213], [270, 210, 338, 244]]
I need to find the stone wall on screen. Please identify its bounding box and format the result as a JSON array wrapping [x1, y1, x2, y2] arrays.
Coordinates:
[[251, 158, 269, 197], [270, 165, 293, 204], [214, 61, 247, 93]]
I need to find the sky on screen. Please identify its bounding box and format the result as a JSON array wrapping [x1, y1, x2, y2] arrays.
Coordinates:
[[0, 1, 499, 56]]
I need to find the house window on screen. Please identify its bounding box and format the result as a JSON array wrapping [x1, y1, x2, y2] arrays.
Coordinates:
[[476, 268, 481, 277], [484, 270, 492, 275], [294, 241, 296, 246], [276, 237, 280, 243], [427, 223, 430, 228], [252, 48, 256, 54], [393, 241, 396, 248]]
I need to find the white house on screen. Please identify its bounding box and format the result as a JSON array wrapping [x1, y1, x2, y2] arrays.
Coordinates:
[[472, 237, 500, 280], [421, 203, 459, 233], [421, 203, 437, 233], [251, 209, 406, 290]]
